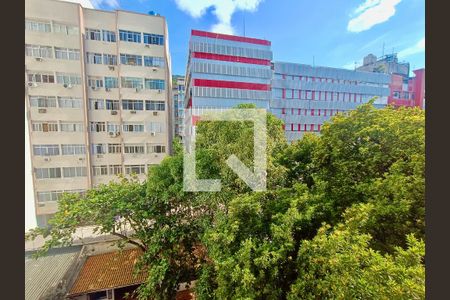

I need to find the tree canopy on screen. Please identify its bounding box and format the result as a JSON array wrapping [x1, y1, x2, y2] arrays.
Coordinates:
[[26, 103, 425, 300]]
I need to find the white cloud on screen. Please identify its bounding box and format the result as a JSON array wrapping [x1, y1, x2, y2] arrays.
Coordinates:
[[174, 0, 263, 34], [398, 37, 425, 58], [59, 0, 94, 8], [90, 0, 120, 8], [347, 0, 401, 33]]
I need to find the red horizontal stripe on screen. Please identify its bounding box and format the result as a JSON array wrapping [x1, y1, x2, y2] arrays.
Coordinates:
[[193, 79, 270, 91], [192, 52, 271, 66], [191, 29, 271, 46]]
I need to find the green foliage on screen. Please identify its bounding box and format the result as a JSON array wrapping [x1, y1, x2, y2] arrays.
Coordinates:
[[288, 209, 425, 300], [26, 103, 425, 299]]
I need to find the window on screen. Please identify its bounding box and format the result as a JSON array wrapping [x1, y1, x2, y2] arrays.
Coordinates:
[[147, 122, 164, 133], [108, 144, 121, 154], [393, 91, 400, 99], [25, 44, 53, 58], [56, 73, 81, 85], [103, 54, 117, 65], [28, 72, 55, 83], [122, 100, 143, 110], [125, 165, 146, 175], [90, 122, 106, 132], [32, 122, 58, 132], [35, 167, 61, 179], [107, 123, 120, 133], [147, 144, 166, 153], [143, 33, 164, 45], [25, 19, 51, 32], [60, 122, 83, 132], [102, 30, 116, 42], [104, 77, 118, 88], [89, 99, 104, 110], [121, 77, 143, 89], [86, 28, 101, 41], [119, 30, 141, 43], [120, 54, 142, 66], [86, 52, 103, 64], [58, 97, 81, 108], [124, 144, 145, 154], [29, 96, 56, 108], [61, 144, 85, 155], [88, 76, 104, 88], [63, 167, 86, 178], [145, 79, 165, 90], [105, 99, 120, 110], [92, 165, 108, 176], [145, 100, 165, 111], [55, 47, 80, 60], [37, 191, 64, 203], [33, 144, 59, 156], [53, 23, 78, 35], [109, 165, 122, 175], [123, 123, 144, 132], [143, 56, 165, 67], [91, 144, 107, 154]]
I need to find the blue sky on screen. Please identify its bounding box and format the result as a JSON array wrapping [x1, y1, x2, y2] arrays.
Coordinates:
[[87, 0, 425, 76]]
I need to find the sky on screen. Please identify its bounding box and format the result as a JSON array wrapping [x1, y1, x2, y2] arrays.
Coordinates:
[[86, 0, 424, 75], [25, 0, 425, 231]]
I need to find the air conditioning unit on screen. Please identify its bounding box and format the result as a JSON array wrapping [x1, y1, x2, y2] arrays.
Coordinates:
[[78, 157, 84, 161], [43, 157, 50, 162], [63, 83, 73, 89], [97, 154, 103, 158], [108, 65, 115, 71], [110, 110, 118, 115], [153, 111, 158, 116], [108, 131, 119, 137], [157, 89, 162, 94], [135, 87, 141, 93], [27, 82, 38, 87], [38, 108, 47, 113], [130, 110, 137, 114], [105, 87, 111, 92], [150, 131, 156, 136], [35, 57, 44, 62], [152, 67, 157, 72], [145, 44, 150, 48], [91, 86, 98, 91]]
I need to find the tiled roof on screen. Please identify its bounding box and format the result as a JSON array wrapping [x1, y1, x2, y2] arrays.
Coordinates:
[[25, 246, 82, 300], [68, 248, 147, 296]]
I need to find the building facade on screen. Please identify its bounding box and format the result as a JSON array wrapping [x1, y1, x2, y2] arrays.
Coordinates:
[[271, 62, 391, 142], [25, 0, 172, 227], [387, 68, 425, 109], [357, 53, 410, 77], [184, 29, 273, 139], [172, 75, 185, 138]]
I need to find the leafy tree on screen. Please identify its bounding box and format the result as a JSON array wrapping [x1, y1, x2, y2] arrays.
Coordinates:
[[288, 204, 425, 300]]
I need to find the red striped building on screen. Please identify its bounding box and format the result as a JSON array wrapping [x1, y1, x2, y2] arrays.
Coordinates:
[[184, 29, 273, 136]]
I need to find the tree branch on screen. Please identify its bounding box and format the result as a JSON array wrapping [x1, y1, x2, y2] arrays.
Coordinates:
[[111, 230, 147, 252]]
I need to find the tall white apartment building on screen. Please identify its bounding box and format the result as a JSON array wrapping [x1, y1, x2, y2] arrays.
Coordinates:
[[25, 0, 172, 227]]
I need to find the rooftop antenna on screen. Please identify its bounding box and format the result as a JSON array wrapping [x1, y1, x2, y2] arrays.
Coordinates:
[[382, 42, 385, 57], [354, 61, 357, 70]]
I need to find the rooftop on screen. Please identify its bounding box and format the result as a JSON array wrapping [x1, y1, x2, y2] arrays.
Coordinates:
[[68, 248, 147, 297]]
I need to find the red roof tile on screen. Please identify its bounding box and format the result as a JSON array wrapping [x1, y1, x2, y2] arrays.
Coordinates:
[[68, 248, 147, 296]]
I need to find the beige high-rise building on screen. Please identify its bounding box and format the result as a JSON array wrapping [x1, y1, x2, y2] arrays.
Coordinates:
[[25, 0, 172, 227]]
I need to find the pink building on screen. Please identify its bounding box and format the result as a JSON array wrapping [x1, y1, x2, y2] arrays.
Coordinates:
[[388, 68, 425, 109]]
